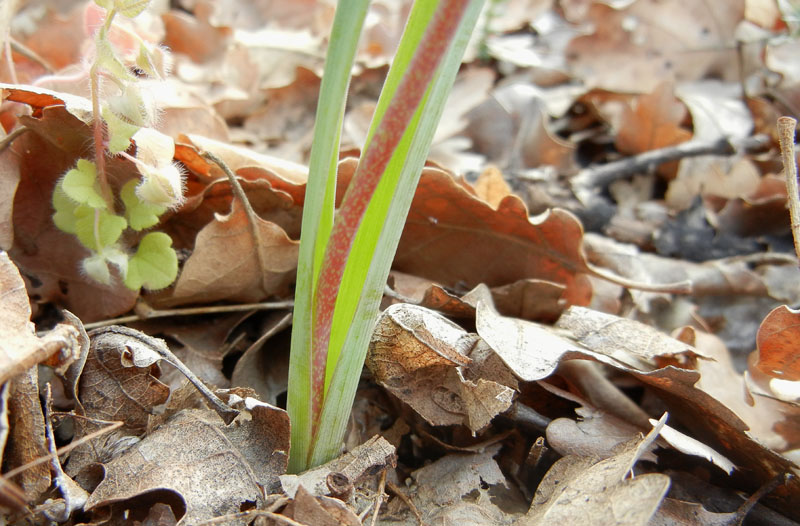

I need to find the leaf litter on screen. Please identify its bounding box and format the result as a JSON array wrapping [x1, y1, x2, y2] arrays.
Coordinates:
[[2, 0, 800, 525]]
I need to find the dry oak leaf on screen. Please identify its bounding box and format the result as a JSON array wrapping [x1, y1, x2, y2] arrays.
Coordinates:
[[367, 304, 514, 432], [0, 251, 79, 385], [168, 198, 299, 306], [85, 403, 289, 525], [755, 305, 800, 381], [394, 167, 593, 307]]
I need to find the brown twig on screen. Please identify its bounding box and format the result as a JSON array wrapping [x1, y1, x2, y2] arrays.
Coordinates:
[[778, 117, 800, 262], [367, 468, 388, 526], [82, 299, 294, 330], [386, 481, 424, 526], [0, 126, 29, 154], [570, 134, 770, 199]]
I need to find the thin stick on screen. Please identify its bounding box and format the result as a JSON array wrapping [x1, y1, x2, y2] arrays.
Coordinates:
[[386, 481, 424, 525], [778, 117, 800, 262], [0, 126, 28, 154], [3, 416, 123, 480], [367, 468, 388, 526], [195, 509, 306, 526], [82, 299, 294, 330]]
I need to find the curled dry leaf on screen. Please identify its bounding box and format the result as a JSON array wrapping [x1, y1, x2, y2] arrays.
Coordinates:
[[0, 251, 79, 385], [367, 303, 514, 432], [84, 401, 289, 525], [6, 367, 50, 502], [518, 424, 670, 526]]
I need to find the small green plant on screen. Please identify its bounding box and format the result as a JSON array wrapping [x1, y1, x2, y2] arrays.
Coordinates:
[[287, 0, 485, 471], [52, 0, 181, 290]]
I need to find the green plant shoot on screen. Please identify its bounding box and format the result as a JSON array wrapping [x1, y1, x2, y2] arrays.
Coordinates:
[[50, 0, 181, 291], [287, 0, 485, 472]]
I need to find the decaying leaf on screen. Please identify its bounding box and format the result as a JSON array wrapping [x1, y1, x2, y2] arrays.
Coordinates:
[[518, 422, 670, 526], [84, 401, 289, 525], [367, 303, 514, 432], [280, 435, 396, 498]]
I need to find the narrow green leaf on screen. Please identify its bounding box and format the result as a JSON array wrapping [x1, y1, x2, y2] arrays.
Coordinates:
[[309, 0, 485, 468], [286, 0, 370, 474]]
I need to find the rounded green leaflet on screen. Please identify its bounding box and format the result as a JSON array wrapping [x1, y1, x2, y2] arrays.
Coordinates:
[[74, 208, 128, 251], [61, 159, 107, 208], [121, 179, 167, 230], [124, 232, 178, 290], [52, 183, 80, 234]]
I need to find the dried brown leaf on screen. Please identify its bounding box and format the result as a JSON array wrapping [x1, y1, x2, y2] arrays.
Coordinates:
[[168, 198, 298, 306]]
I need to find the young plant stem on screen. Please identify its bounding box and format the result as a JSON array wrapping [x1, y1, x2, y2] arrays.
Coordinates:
[[778, 116, 800, 261], [309, 0, 469, 436], [89, 7, 119, 212]]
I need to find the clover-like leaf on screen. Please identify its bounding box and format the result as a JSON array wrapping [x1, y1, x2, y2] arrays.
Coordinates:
[[121, 179, 167, 230], [124, 232, 178, 290], [74, 207, 128, 251], [61, 159, 106, 208]]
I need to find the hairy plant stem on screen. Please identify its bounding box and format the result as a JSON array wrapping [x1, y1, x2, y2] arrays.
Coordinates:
[[90, 8, 119, 213], [308, 0, 470, 438]]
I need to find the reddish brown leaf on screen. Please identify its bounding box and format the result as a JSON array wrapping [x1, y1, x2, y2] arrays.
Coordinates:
[[395, 166, 593, 306], [755, 305, 800, 381]]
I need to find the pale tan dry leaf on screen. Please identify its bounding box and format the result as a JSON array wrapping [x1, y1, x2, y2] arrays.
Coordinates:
[[566, 0, 744, 92], [651, 418, 736, 474], [545, 407, 648, 462], [556, 306, 711, 368], [169, 198, 299, 305], [412, 445, 507, 507], [85, 403, 289, 525], [280, 435, 396, 498], [0, 252, 79, 385], [367, 303, 514, 432], [473, 165, 513, 209], [517, 428, 670, 526], [649, 497, 741, 526]]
